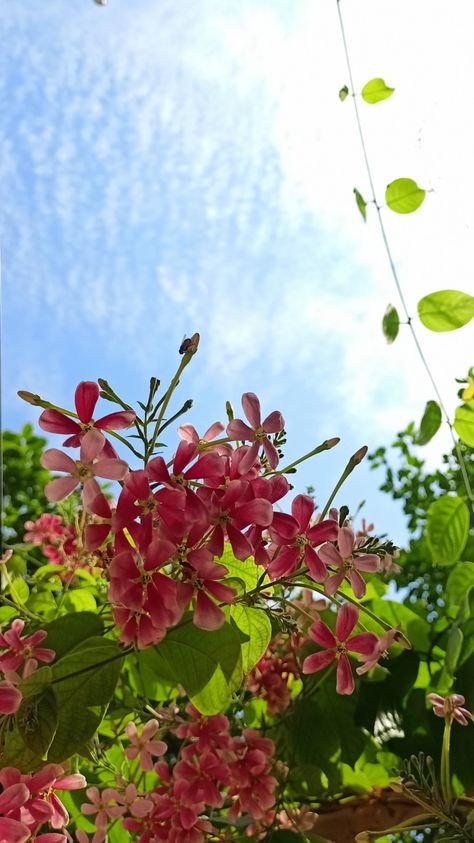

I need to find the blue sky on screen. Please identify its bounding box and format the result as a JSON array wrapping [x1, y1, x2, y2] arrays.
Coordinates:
[[2, 0, 473, 546]]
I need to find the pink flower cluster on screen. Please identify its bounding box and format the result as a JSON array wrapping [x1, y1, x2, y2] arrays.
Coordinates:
[[247, 634, 301, 715], [0, 619, 55, 716], [24, 513, 77, 569], [0, 763, 86, 843], [81, 706, 277, 843], [34, 381, 396, 685]]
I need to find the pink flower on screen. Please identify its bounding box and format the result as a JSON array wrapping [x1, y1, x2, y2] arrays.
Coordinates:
[[302, 603, 378, 694], [178, 421, 232, 456], [0, 818, 31, 843], [125, 719, 167, 771], [356, 628, 398, 676], [319, 526, 380, 598], [0, 619, 55, 673], [0, 680, 23, 714], [427, 693, 473, 726], [39, 381, 135, 458], [81, 785, 125, 832], [227, 393, 284, 473], [40, 429, 128, 503], [267, 494, 338, 580], [179, 554, 236, 631]]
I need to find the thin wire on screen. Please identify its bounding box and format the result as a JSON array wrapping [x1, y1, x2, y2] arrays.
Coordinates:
[[336, 0, 474, 512]]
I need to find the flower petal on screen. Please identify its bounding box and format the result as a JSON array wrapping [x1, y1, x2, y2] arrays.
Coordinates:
[[193, 592, 226, 630], [242, 392, 261, 427], [227, 419, 255, 441], [39, 409, 81, 435], [44, 476, 79, 502], [335, 603, 359, 641], [348, 632, 379, 655], [336, 653, 354, 694], [40, 449, 77, 473], [75, 381, 99, 423], [308, 620, 336, 649], [291, 494, 314, 531], [80, 428, 106, 462], [338, 526, 355, 559], [93, 458, 129, 480], [302, 649, 335, 675], [95, 410, 136, 430]]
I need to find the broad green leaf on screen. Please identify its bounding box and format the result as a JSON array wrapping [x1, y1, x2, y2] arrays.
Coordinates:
[[230, 605, 271, 673], [152, 617, 242, 715], [126, 650, 178, 701], [382, 304, 399, 343], [418, 289, 474, 331], [10, 577, 29, 604], [445, 626, 464, 676], [361, 77, 395, 104], [60, 589, 97, 613], [339, 85, 349, 101], [454, 400, 474, 446], [16, 688, 58, 759], [415, 400, 442, 445], [446, 562, 474, 609], [19, 665, 53, 700], [426, 495, 470, 565], [385, 178, 425, 214], [221, 545, 261, 594], [43, 612, 104, 659], [353, 187, 367, 221], [48, 637, 123, 761]]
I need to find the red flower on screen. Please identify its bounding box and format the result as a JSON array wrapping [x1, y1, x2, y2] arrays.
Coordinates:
[[302, 603, 378, 694], [227, 393, 284, 473], [39, 381, 135, 458]]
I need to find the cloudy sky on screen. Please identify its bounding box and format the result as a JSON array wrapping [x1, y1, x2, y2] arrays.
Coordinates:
[[2, 0, 473, 544]]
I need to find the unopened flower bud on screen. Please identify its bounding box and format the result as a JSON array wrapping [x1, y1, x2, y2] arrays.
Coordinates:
[[17, 390, 42, 405], [351, 445, 368, 465]]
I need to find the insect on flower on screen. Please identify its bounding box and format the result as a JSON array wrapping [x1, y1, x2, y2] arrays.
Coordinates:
[[179, 333, 200, 355]]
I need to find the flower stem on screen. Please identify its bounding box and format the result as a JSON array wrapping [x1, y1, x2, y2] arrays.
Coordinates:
[[266, 437, 340, 476], [440, 714, 452, 807], [146, 352, 195, 462], [319, 445, 368, 520]]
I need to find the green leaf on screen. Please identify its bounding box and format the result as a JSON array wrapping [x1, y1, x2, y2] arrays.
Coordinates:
[[445, 626, 464, 676], [229, 605, 271, 673], [60, 589, 97, 613], [339, 85, 349, 101], [415, 400, 442, 445], [385, 178, 425, 214], [16, 688, 58, 759], [382, 304, 400, 343], [221, 546, 261, 594], [152, 617, 242, 714], [353, 187, 367, 221], [361, 77, 395, 104], [43, 612, 104, 659], [446, 562, 474, 609], [126, 650, 178, 701], [426, 496, 470, 566], [454, 400, 474, 446], [10, 577, 29, 604], [418, 289, 474, 331], [48, 637, 123, 761]]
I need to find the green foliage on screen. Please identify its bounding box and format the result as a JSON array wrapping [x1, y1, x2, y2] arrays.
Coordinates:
[[385, 177, 426, 213], [1, 425, 52, 547], [416, 400, 442, 445], [369, 425, 474, 608], [339, 84, 349, 101], [418, 289, 474, 332], [150, 615, 244, 714], [361, 77, 395, 104], [353, 187, 367, 221], [229, 605, 272, 673], [454, 400, 474, 447], [382, 304, 400, 343], [426, 495, 470, 565]]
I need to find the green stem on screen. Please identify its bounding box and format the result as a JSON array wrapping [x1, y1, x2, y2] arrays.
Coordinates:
[[319, 445, 368, 520], [440, 715, 452, 807], [146, 353, 194, 462], [265, 437, 340, 476]]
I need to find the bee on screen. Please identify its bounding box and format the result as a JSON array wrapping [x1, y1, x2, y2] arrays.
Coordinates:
[[179, 333, 200, 355]]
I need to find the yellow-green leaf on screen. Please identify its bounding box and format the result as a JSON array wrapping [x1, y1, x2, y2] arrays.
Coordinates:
[[361, 77, 395, 104], [415, 400, 442, 445], [339, 85, 349, 101], [454, 400, 474, 446], [418, 289, 474, 331], [354, 187, 367, 221], [385, 178, 425, 214]]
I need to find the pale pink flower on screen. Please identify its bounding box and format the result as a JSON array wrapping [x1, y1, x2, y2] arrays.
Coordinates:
[[125, 719, 167, 771], [0, 619, 55, 673], [302, 603, 378, 694], [0, 680, 22, 714], [356, 628, 398, 675], [40, 428, 128, 503], [178, 421, 232, 456], [427, 693, 472, 725], [227, 392, 284, 473], [0, 817, 31, 843], [319, 526, 380, 598]]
